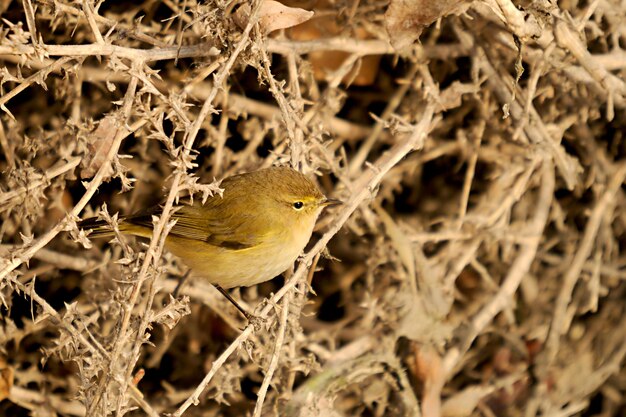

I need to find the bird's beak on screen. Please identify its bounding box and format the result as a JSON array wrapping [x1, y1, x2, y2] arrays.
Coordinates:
[[321, 197, 343, 207]]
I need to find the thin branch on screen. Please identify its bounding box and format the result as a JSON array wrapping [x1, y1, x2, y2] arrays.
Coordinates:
[[348, 62, 419, 176], [253, 290, 292, 417], [443, 156, 555, 376], [267, 38, 394, 55], [544, 162, 626, 364], [0, 43, 219, 61], [81, 0, 105, 44], [491, 0, 542, 39], [0, 57, 73, 116], [0, 156, 81, 210], [10, 386, 86, 417], [22, 0, 39, 47]]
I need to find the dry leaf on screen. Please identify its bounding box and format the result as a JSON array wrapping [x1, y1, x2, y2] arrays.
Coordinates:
[[234, 0, 314, 34], [385, 0, 474, 50], [288, 14, 381, 86], [407, 343, 444, 417], [80, 114, 121, 179], [0, 357, 14, 401]]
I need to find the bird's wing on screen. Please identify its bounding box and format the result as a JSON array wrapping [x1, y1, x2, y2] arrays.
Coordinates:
[[172, 204, 263, 249], [127, 201, 267, 250]]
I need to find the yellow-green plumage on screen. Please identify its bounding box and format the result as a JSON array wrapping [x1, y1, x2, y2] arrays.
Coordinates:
[[81, 166, 336, 288]]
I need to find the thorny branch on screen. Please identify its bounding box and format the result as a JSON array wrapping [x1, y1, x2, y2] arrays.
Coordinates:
[[1, 1, 626, 416]]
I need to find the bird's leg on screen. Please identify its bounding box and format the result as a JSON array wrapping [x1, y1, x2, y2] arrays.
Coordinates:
[[173, 270, 191, 298], [214, 284, 255, 321]]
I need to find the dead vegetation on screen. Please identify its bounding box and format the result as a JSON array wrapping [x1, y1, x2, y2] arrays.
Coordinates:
[[0, 0, 626, 416]]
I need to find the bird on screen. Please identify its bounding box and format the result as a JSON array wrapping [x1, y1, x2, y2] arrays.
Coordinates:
[[80, 166, 341, 317]]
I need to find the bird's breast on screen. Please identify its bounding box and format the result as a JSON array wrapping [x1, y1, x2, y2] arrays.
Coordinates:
[[165, 218, 315, 289]]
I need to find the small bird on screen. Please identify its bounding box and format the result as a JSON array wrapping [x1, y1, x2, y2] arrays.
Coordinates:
[[80, 166, 340, 315]]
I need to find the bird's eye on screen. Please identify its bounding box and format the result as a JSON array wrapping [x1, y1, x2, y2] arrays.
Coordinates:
[[293, 201, 304, 210]]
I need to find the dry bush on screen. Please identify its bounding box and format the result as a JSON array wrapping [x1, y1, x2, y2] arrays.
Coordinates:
[[1, 0, 626, 416]]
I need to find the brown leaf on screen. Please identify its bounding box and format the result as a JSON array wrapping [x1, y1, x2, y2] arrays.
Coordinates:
[[234, 0, 314, 35], [408, 344, 444, 417], [288, 14, 381, 86], [80, 114, 121, 179], [0, 357, 14, 401], [385, 0, 473, 50]]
